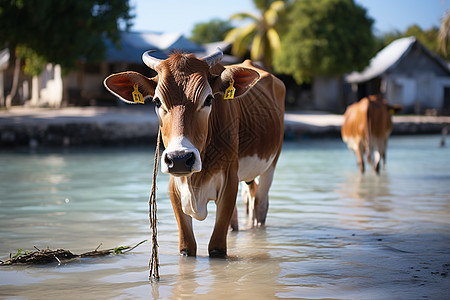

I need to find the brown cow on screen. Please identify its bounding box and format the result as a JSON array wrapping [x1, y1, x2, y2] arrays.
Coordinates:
[[104, 49, 285, 257], [341, 94, 402, 174]]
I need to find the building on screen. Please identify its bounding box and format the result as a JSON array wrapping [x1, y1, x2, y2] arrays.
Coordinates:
[[346, 37, 450, 114], [1, 31, 234, 107], [64, 31, 234, 106]]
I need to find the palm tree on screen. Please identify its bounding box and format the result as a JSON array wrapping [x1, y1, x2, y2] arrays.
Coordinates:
[[225, 0, 286, 70], [438, 9, 450, 55]]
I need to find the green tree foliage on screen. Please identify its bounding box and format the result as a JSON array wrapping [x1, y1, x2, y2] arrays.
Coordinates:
[[374, 30, 402, 51], [439, 10, 450, 56], [274, 0, 375, 83], [225, 0, 286, 70], [0, 0, 133, 70], [190, 19, 234, 44], [380, 25, 446, 60], [405, 25, 440, 54], [16, 46, 46, 77]]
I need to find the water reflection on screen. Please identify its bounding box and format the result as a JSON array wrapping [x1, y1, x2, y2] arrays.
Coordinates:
[[1, 137, 449, 299], [337, 172, 393, 213], [158, 227, 282, 299], [172, 256, 202, 297]]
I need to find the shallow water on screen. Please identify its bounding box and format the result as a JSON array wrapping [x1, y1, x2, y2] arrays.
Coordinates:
[[0, 135, 449, 299]]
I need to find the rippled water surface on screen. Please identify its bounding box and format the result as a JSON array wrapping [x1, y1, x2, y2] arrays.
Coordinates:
[[1, 135, 449, 299]]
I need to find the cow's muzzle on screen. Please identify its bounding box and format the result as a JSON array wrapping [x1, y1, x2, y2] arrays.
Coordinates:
[[163, 150, 196, 175], [160, 136, 202, 176]]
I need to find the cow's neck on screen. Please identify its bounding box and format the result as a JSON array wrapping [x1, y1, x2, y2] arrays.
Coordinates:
[[175, 171, 220, 221], [202, 97, 238, 176], [174, 97, 237, 220], [175, 176, 198, 217]]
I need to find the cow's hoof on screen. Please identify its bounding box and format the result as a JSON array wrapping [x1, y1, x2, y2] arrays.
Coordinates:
[[180, 249, 195, 256], [209, 249, 227, 258]]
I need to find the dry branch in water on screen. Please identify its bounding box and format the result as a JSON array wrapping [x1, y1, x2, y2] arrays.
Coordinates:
[[0, 240, 147, 265]]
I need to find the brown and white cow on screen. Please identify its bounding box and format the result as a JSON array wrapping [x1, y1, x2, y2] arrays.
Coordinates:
[[341, 94, 402, 174], [104, 49, 285, 257]]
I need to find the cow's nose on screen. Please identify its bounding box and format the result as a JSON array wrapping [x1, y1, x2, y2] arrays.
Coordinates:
[[164, 151, 196, 174]]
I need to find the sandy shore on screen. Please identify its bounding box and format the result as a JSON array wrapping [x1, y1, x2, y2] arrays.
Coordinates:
[[1, 106, 449, 147]]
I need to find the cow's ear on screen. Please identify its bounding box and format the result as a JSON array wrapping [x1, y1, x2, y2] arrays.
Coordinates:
[[388, 104, 403, 115], [104, 71, 157, 104], [212, 66, 260, 99]]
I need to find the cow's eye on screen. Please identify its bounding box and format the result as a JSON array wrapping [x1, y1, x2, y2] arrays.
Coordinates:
[[153, 97, 162, 108], [204, 95, 213, 107]]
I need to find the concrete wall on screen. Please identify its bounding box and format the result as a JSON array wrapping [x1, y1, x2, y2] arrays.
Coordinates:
[[384, 73, 450, 114], [313, 76, 340, 112]]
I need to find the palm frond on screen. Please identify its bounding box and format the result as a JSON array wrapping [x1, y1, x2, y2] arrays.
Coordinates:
[[269, 1, 285, 13], [225, 27, 245, 43], [227, 0, 286, 69], [251, 33, 264, 60], [230, 12, 260, 22], [267, 28, 281, 52], [264, 9, 278, 27], [231, 23, 258, 57]]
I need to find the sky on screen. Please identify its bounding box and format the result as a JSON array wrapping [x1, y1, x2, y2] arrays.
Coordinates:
[[129, 0, 450, 37]]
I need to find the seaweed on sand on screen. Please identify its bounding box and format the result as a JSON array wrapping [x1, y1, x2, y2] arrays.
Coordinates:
[[0, 240, 147, 265]]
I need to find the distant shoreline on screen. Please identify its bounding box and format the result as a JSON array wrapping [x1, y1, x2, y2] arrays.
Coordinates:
[[1, 107, 449, 148]]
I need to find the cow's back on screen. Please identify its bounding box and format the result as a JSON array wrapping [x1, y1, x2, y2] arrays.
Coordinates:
[[200, 61, 284, 182]]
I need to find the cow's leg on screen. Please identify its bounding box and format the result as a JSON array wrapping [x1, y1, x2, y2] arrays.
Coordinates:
[[373, 138, 385, 174], [209, 173, 239, 257], [241, 180, 257, 228], [356, 145, 365, 174], [374, 158, 381, 173], [373, 150, 381, 174], [241, 181, 250, 215], [253, 164, 276, 226], [230, 205, 239, 231], [382, 138, 388, 170], [169, 176, 197, 256]]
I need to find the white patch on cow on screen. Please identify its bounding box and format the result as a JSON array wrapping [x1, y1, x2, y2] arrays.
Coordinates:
[[174, 177, 198, 218], [241, 181, 251, 205], [343, 135, 359, 153], [241, 179, 257, 211], [370, 137, 385, 167], [238, 154, 276, 182], [174, 173, 223, 221], [161, 136, 202, 174], [373, 150, 381, 166]]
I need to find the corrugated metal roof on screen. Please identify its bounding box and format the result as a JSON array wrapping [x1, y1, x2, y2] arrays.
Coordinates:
[[346, 37, 416, 83], [105, 31, 204, 63]]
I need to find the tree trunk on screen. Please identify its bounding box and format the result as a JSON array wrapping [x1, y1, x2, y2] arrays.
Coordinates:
[[5, 57, 21, 109], [30, 75, 40, 106]]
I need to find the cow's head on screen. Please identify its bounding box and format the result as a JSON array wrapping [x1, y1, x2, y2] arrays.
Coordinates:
[[368, 94, 403, 115], [104, 49, 260, 176]]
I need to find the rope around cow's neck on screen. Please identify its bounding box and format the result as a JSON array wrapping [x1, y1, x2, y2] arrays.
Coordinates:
[[149, 128, 161, 281]]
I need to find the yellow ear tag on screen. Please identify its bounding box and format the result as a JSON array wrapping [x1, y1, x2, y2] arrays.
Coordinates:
[[224, 79, 236, 100], [132, 84, 144, 104], [389, 108, 395, 115]]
